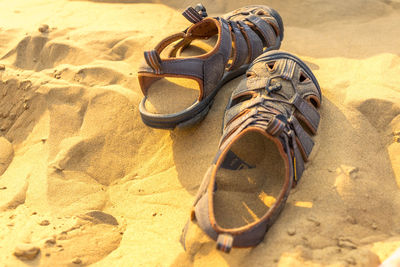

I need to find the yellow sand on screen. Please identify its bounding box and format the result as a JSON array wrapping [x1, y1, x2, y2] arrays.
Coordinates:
[[0, 0, 399, 266]]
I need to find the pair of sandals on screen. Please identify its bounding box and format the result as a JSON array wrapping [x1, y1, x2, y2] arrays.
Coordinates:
[[138, 4, 321, 253]]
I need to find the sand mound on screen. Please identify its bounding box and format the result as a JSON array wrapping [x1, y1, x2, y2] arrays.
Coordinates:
[[0, 0, 399, 266]]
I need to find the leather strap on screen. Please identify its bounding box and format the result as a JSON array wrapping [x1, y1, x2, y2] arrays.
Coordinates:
[[182, 6, 204, 24], [238, 21, 263, 63], [228, 21, 249, 70], [143, 50, 162, 74], [289, 115, 314, 160], [291, 93, 320, 133], [246, 15, 277, 47]]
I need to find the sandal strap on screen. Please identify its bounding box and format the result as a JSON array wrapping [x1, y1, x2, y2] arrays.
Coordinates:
[[182, 6, 204, 24], [143, 50, 162, 74], [291, 93, 320, 133], [228, 21, 249, 70], [246, 14, 277, 47], [238, 21, 263, 62], [139, 49, 204, 78], [289, 115, 315, 159], [263, 16, 280, 37]]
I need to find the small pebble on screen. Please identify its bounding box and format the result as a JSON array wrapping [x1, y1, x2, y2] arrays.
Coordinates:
[[31, 212, 37, 215], [0, 186, 7, 190], [53, 164, 64, 171], [307, 215, 321, 226], [45, 252, 51, 257], [372, 223, 378, 230], [7, 223, 14, 227], [340, 165, 359, 178], [38, 24, 49, 33], [337, 238, 357, 249], [152, 212, 157, 217], [44, 237, 56, 246], [39, 220, 50, 226], [346, 257, 356, 265], [0, 64, 5, 71], [72, 257, 82, 264], [346, 216, 357, 224], [287, 227, 296, 236], [13, 244, 40, 260]]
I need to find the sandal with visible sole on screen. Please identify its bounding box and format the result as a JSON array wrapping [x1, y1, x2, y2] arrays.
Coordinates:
[[138, 4, 284, 129], [180, 50, 322, 252]]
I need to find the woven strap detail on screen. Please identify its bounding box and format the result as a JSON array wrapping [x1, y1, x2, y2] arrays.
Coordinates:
[[281, 58, 296, 80], [143, 50, 162, 74], [216, 234, 234, 253], [182, 6, 204, 24]]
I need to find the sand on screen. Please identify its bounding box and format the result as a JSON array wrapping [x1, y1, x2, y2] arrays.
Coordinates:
[[0, 0, 399, 266]]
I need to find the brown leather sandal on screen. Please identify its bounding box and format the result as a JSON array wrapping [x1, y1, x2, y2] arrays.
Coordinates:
[[138, 4, 284, 129], [181, 50, 322, 253]]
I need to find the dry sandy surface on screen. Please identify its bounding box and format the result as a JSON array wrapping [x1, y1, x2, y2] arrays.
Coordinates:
[[0, 0, 399, 266]]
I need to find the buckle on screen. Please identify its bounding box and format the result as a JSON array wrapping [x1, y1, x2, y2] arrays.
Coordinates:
[[194, 3, 208, 18], [265, 82, 282, 95]]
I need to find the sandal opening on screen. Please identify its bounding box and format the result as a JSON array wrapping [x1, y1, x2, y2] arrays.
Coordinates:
[[144, 76, 201, 114], [213, 129, 286, 229], [246, 71, 256, 78], [177, 36, 218, 57], [299, 71, 310, 83], [255, 10, 268, 16], [229, 94, 253, 108], [266, 61, 276, 72], [177, 19, 219, 57], [306, 95, 320, 109]]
